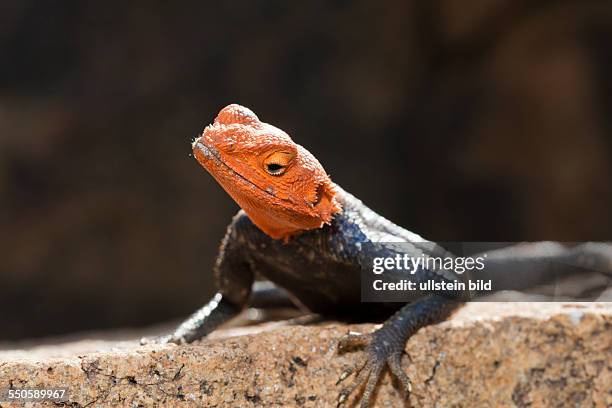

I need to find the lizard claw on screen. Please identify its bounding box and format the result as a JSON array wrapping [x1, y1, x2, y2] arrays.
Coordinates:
[[388, 352, 412, 394], [336, 330, 412, 407]]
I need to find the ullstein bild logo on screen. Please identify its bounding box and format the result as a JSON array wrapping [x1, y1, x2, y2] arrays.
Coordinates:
[[360, 242, 612, 302]]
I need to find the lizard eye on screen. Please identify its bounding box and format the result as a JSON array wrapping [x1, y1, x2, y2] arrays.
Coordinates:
[[266, 163, 286, 175], [263, 151, 294, 176]]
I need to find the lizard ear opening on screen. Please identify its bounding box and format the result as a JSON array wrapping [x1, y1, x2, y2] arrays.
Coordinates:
[[313, 181, 341, 223]]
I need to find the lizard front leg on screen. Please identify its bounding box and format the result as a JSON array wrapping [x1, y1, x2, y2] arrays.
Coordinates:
[[142, 219, 254, 345], [337, 295, 460, 407]]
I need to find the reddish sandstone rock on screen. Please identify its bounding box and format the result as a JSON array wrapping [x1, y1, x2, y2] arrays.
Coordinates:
[[0, 303, 610, 407]]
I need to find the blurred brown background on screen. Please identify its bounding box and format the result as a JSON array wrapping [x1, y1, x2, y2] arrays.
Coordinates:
[[1, 1, 611, 340]]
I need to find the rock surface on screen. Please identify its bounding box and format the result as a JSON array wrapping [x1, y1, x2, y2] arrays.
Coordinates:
[[1, 303, 611, 407]]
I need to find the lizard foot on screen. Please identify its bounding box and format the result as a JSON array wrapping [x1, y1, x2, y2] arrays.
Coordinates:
[[336, 330, 412, 407]]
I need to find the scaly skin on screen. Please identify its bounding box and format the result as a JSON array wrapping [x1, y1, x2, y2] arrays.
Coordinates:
[[144, 104, 612, 407], [194, 104, 340, 240]]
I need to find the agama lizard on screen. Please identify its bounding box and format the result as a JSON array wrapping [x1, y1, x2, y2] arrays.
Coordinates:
[[145, 104, 612, 407]]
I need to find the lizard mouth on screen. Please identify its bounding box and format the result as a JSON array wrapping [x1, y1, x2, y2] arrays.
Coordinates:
[[193, 138, 277, 200]]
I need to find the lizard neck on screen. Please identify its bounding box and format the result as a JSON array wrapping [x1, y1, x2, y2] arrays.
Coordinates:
[[240, 179, 341, 240]]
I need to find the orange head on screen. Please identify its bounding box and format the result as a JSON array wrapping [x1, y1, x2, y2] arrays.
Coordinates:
[[192, 104, 341, 239]]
